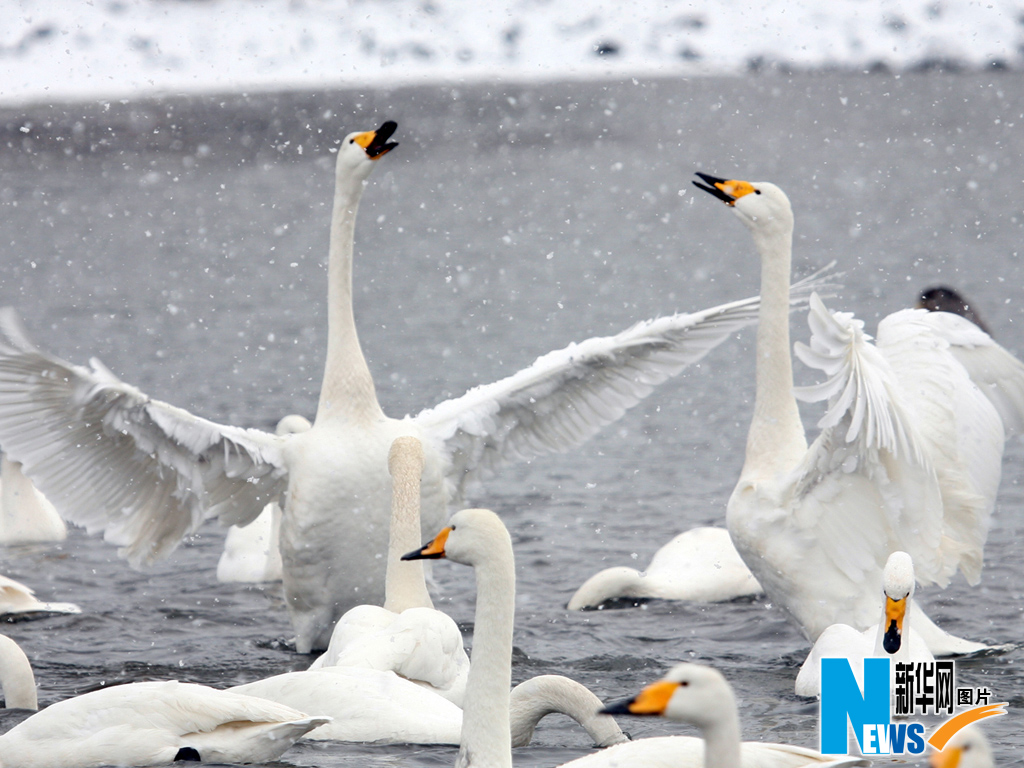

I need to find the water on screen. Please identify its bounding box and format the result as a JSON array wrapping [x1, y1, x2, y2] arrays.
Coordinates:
[[0, 73, 1022, 765]]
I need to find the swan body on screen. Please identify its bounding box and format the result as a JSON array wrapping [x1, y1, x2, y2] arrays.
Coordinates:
[[0, 120, 834, 653], [930, 725, 994, 768], [216, 415, 310, 583], [0, 574, 79, 618], [795, 551, 934, 697], [309, 436, 469, 705], [694, 174, 1020, 656], [0, 634, 329, 768], [568, 527, 762, 610], [0, 456, 65, 544], [404, 509, 861, 768], [599, 663, 866, 768]]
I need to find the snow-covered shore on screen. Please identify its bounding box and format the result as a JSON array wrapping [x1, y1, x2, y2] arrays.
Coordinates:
[[3, 0, 1023, 107]]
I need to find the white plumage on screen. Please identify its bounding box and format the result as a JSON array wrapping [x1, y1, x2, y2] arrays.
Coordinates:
[[693, 174, 1023, 656], [0, 455, 65, 545], [0, 574, 79, 619]]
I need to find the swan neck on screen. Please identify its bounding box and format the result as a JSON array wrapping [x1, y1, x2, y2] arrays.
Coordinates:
[[315, 168, 383, 424], [0, 635, 37, 710], [384, 449, 433, 612], [743, 223, 807, 477], [459, 540, 516, 768], [701, 710, 743, 768], [509, 676, 624, 748]]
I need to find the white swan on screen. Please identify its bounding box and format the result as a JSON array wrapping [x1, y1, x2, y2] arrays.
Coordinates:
[[216, 414, 310, 584], [930, 726, 994, 768], [794, 551, 934, 697], [0, 574, 79, 618], [568, 527, 762, 610], [0, 119, 834, 653], [693, 173, 1024, 656], [0, 634, 329, 768], [0, 454, 65, 544], [599, 662, 868, 768], [403, 508, 864, 768], [308, 435, 469, 705]]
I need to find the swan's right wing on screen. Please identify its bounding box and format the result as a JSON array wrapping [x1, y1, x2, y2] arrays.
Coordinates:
[[418, 267, 839, 503], [910, 309, 1024, 437], [0, 310, 288, 565]]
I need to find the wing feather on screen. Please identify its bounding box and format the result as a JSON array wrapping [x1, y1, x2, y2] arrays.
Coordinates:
[[0, 309, 287, 565], [419, 266, 840, 502]]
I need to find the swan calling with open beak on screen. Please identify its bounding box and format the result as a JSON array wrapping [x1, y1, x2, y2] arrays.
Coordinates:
[[0, 120, 833, 653], [693, 173, 1024, 656]]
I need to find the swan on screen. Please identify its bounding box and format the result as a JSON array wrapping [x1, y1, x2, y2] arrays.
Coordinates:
[[918, 286, 992, 336], [403, 508, 864, 768], [930, 725, 994, 768], [693, 173, 1024, 656], [0, 454, 65, 544], [0, 120, 834, 654], [308, 435, 470, 706], [230, 665, 626, 746], [567, 526, 762, 610], [599, 662, 868, 768], [0, 574, 79, 618], [216, 414, 310, 583], [0, 634, 329, 768], [794, 551, 934, 697]]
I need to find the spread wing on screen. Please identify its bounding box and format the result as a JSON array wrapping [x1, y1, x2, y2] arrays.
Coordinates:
[[793, 296, 1000, 597], [417, 266, 839, 503], [0, 309, 287, 565]]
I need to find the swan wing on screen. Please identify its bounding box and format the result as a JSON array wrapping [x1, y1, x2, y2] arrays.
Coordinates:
[[793, 295, 995, 591], [0, 310, 288, 565], [419, 268, 838, 502], [911, 308, 1024, 437]]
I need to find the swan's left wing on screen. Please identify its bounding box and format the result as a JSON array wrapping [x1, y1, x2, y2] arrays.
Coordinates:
[[0, 310, 288, 565], [910, 309, 1024, 437], [416, 267, 838, 503]]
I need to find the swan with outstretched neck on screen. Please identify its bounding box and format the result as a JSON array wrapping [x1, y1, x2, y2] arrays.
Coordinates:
[[403, 509, 865, 768], [0, 634, 328, 767], [0, 120, 834, 652], [693, 173, 1024, 656]]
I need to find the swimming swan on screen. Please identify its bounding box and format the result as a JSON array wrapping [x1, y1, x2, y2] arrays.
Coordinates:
[[0, 574, 79, 618], [0, 120, 833, 653], [0, 634, 329, 768], [568, 526, 762, 610], [0, 455, 65, 544], [693, 174, 1024, 656], [216, 414, 311, 583], [929, 725, 994, 768], [308, 435, 470, 705], [794, 551, 934, 697], [600, 662, 868, 768], [403, 508, 863, 768]]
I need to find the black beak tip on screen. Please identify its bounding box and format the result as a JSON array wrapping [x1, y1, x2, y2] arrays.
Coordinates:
[[883, 621, 902, 654], [693, 172, 735, 205], [599, 699, 634, 716], [376, 120, 398, 140], [400, 548, 423, 561], [695, 171, 727, 186]]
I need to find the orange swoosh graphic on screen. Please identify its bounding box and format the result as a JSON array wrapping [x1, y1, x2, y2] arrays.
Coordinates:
[[927, 703, 1008, 750]]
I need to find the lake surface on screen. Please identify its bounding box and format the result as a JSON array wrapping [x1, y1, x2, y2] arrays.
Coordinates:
[[0, 72, 1022, 765]]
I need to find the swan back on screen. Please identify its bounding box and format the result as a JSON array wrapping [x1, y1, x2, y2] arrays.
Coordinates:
[[0, 634, 37, 710]]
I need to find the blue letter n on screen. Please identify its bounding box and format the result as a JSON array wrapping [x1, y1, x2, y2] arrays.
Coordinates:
[[820, 657, 890, 754]]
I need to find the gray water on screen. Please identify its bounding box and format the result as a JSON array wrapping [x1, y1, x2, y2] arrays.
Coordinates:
[[0, 73, 1022, 766]]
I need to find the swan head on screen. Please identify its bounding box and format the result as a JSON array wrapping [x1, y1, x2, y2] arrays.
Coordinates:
[[402, 508, 509, 568], [336, 120, 399, 179], [601, 663, 735, 731], [693, 173, 793, 237], [929, 725, 993, 768], [275, 414, 311, 436], [881, 551, 915, 654]]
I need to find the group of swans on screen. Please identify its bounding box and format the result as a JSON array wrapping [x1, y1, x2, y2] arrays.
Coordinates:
[[0, 635, 329, 768], [691, 173, 1024, 658], [401, 506, 866, 768], [0, 122, 834, 651]]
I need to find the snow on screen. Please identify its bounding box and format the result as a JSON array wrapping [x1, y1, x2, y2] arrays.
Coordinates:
[[2, 0, 1023, 106]]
